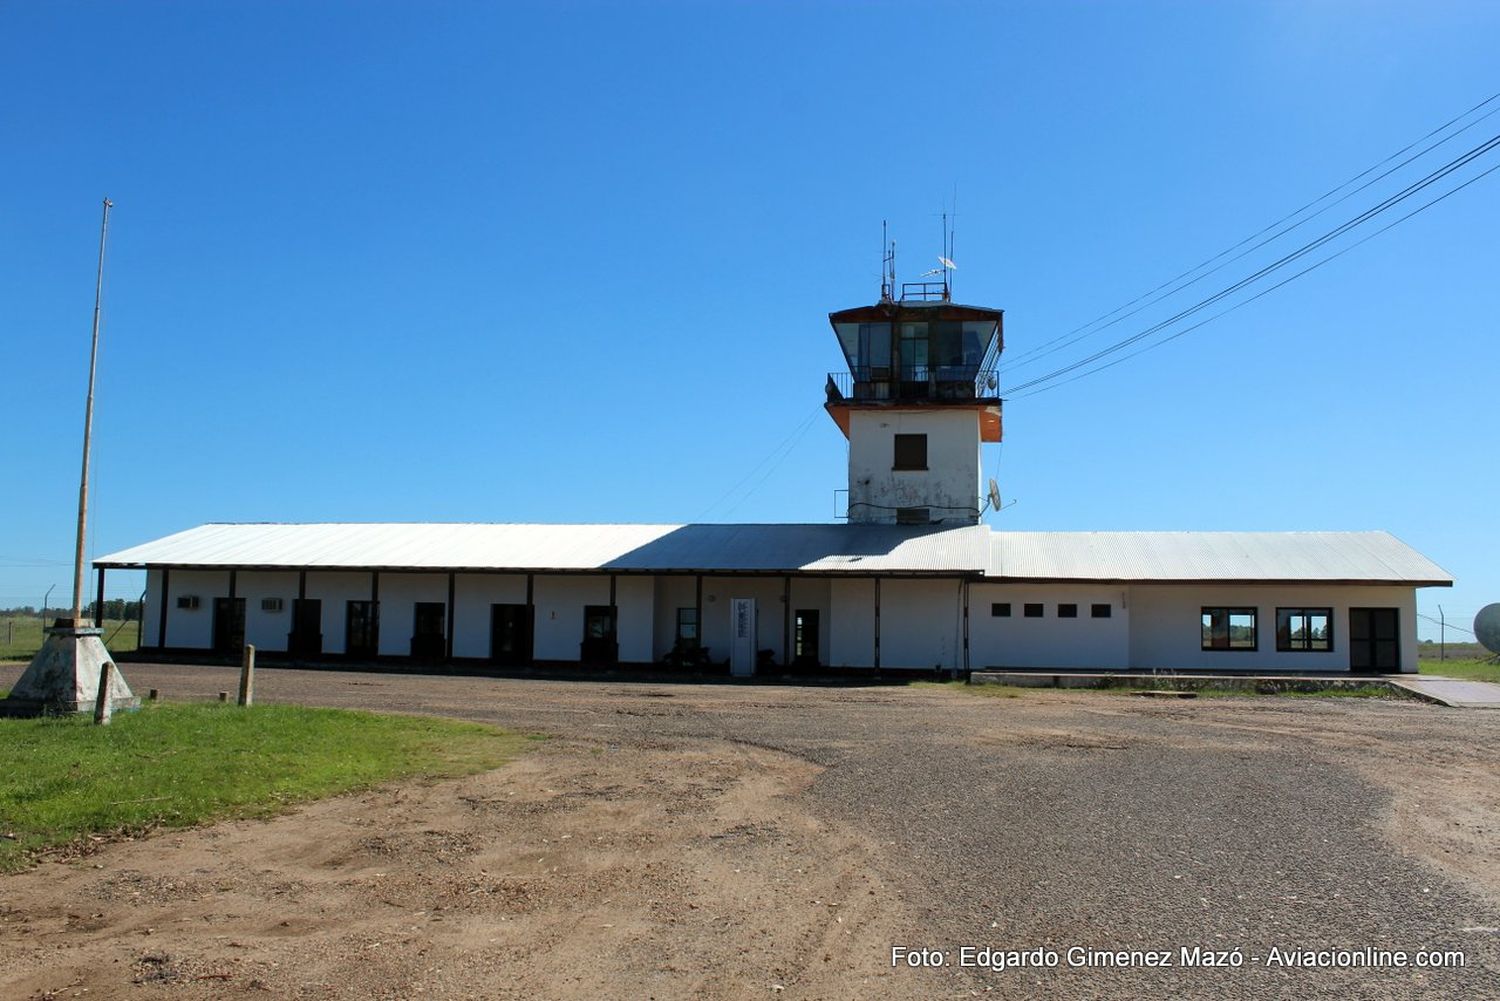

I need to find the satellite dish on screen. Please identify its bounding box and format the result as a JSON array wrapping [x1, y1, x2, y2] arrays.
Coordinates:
[[985, 373, 998, 390], [938, 256, 957, 269], [987, 478, 1002, 513], [1475, 603, 1500, 656]]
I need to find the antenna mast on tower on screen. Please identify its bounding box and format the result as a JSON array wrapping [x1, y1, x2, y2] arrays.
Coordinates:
[[880, 220, 897, 302]]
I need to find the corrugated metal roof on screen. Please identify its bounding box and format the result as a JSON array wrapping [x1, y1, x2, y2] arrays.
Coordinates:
[[988, 531, 1452, 584], [94, 523, 1451, 584], [93, 522, 992, 575]]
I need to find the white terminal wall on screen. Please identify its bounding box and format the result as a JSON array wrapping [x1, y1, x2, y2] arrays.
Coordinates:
[[829, 578, 875, 667], [789, 578, 832, 665], [158, 569, 227, 650], [1125, 584, 1419, 673], [134, 569, 1424, 673], [969, 584, 1130, 670], [238, 571, 300, 652], [615, 575, 655, 663], [652, 575, 697, 660], [878, 579, 966, 670], [847, 409, 981, 524], [533, 575, 610, 661], [304, 572, 373, 655], [376, 573, 448, 657], [452, 574, 529, 659], [142, 568, 165, 647], [700, 576, 790, 663]]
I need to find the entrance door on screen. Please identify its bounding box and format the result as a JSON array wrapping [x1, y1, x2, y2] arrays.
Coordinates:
[[793, 609, 820, 666], [580, 605, 617, 664], [411, 602, 446, 660], [490, 603, 533, 665], [212, 597, 246, 656], [346, 600, 379, 659], [1349, 608, 1400, 673], [288, 598, 323, 657]]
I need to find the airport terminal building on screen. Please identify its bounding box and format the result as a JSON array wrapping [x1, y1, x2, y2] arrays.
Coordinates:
[[95, 284, 1451, 675]]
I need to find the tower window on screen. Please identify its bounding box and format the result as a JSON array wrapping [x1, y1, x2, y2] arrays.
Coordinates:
[[1058, 603, 1078, 618], [893, 433, 927, 470], [991, 603, 1011, 617], [1023, 603, 1043, 618], [895, 506, 930, 525], [1091, 603, 1112, 618]]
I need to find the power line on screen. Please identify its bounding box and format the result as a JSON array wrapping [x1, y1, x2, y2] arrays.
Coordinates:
[[1002, 90, 1500, 372], [1003, 131, 1500, 398], [1419, 613, 1476, 637], [720, 410, 824, 519], [1008, 156, 1500, 399], [696, 406, 824, 521]]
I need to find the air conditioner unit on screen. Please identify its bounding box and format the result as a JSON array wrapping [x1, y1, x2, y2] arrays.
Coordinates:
[[262, 597, 284, 613], [176, 595, 200, 610]]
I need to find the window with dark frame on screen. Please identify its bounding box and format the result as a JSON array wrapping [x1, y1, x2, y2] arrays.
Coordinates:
[[1023, 603, 1043, 618], [1276, 607, 1332, 651], [1202, 607, 1257, 650], [892, 433, 927, 470], [676, 607, 699, 649], [1091, 603, 1112, 618], [1058, 603, 1078, 618], [991, 602, 1011, 617]]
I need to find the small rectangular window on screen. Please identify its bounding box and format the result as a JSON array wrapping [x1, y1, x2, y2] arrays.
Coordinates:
[[1023, 603, 1043, 618], [1202, 607, 1257, 651], [261, 597, 284, 613], [1276, 607, 1332, 652], [176, 595, 200, 610], [1057, 603, 1078, 618], [893, 433, 927, 470], [895, 506, 930, 525], [676, 607, 698, 646], [1091, 603, 1112, 618], [991, 602, 1011, 617]]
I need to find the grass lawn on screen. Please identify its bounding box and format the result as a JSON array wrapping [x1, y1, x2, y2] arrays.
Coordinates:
[[1, 615, 140, 662], [0, 703, 534, 872], [1419, 658, 1500, 683]]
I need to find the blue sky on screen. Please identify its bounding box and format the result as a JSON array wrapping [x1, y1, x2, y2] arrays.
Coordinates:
[[2, 2, 1496, 641]]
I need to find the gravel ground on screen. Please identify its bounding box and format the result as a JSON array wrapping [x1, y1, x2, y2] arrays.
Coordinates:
[[3, 660, 1498, 1000]]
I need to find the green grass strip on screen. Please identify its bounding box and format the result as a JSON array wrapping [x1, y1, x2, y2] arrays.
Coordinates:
[[0, 703, 535, 872], [1419, 658, 1500, 683]]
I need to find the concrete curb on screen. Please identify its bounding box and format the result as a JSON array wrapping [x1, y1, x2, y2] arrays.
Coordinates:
[[969, 671, 1427, 701]]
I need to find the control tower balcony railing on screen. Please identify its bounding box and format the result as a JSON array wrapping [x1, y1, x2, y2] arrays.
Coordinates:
[[826, 366, 1000, 403]]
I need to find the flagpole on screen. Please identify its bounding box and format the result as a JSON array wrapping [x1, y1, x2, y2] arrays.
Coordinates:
[[71, 197, 112, 624]]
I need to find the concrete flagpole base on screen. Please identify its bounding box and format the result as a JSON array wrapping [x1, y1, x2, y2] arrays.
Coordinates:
[[0, 619, 140, 716]]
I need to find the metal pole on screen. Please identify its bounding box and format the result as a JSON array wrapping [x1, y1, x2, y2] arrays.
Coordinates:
[[1439, 605, 1445, 662], [71, 197, 112, 624]]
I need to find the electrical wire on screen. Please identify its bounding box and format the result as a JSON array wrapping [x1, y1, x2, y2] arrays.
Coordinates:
[[698, 406, 824, 521], [1419, 613, 1477, 637], [1002, 90, 1500, 372], [1003, 133, 1500, 398], [1008, 156, 1500, 399]]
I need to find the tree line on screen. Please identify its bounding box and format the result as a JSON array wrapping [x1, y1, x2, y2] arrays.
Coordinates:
[[1, 600, 143, 619]]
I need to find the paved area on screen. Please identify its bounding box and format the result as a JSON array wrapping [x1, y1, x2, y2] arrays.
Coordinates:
[[4, 660, 1500, 999], [1385, 674, 1500, 708]]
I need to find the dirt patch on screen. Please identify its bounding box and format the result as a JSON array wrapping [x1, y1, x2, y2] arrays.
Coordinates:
[[0, 738, 914, 1001]]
